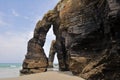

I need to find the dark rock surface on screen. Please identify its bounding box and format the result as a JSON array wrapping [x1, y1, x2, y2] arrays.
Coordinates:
[[48, 40, 57, 68], [21, 0, 120, 79]]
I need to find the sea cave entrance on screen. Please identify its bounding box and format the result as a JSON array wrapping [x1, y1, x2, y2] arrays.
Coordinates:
[[43, 26, 58, 70]]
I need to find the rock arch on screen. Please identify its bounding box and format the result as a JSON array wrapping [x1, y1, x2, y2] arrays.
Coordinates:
[[21, 8, 69, 74], [21, 0, 120, 80]]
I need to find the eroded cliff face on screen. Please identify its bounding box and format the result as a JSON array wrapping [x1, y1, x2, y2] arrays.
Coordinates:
[[21, 0, 120, 79]]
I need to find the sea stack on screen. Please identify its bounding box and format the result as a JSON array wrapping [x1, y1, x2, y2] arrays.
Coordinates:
[[21, 0, 120, 80], [48, 40, 57, 68]]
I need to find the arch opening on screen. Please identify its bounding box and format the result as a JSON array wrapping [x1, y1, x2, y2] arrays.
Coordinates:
[[43, 25, 58, 70]]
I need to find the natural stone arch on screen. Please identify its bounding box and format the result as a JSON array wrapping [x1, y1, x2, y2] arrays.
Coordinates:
[[21, 0, 120, 80], [21, 9, 69, 74]]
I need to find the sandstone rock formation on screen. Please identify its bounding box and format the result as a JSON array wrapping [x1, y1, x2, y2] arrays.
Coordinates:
[[20, 36, 48, 74], [21, 7, 69, 73], [48, 40, 57, 68], [21, 0, 120, 79]]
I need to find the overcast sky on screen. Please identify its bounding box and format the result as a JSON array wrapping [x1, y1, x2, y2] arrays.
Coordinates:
[[0, 0, 59, 63]]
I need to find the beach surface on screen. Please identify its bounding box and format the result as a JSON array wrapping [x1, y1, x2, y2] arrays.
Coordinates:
[[0, 71, 85, 80]]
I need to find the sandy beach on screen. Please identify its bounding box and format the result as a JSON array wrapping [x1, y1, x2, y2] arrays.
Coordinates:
[[0, 71, 85, 80]]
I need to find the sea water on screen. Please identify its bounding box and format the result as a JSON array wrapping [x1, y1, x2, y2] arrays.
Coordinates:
[[48, 64, 59, 71], [0, 63, 22, 78]]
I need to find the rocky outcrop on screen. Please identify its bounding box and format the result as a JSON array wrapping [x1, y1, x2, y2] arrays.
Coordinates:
[[60, 0, 107, 75], [20, 38, 48, 74], [21, 0, 120, 79], [80, 45, 120, 80], [21, 8, 69, 73], [58, 0, 120, 79], [20, 11, 54, 74], [48, 40, 57, 68]]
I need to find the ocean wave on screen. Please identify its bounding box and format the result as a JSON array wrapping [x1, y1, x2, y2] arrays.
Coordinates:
[[0, 63, 22, 68], [10, 65, 17, 68]]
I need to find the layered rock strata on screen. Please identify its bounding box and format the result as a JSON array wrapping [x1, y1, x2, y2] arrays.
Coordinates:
[[21, 0, 120, 79]]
